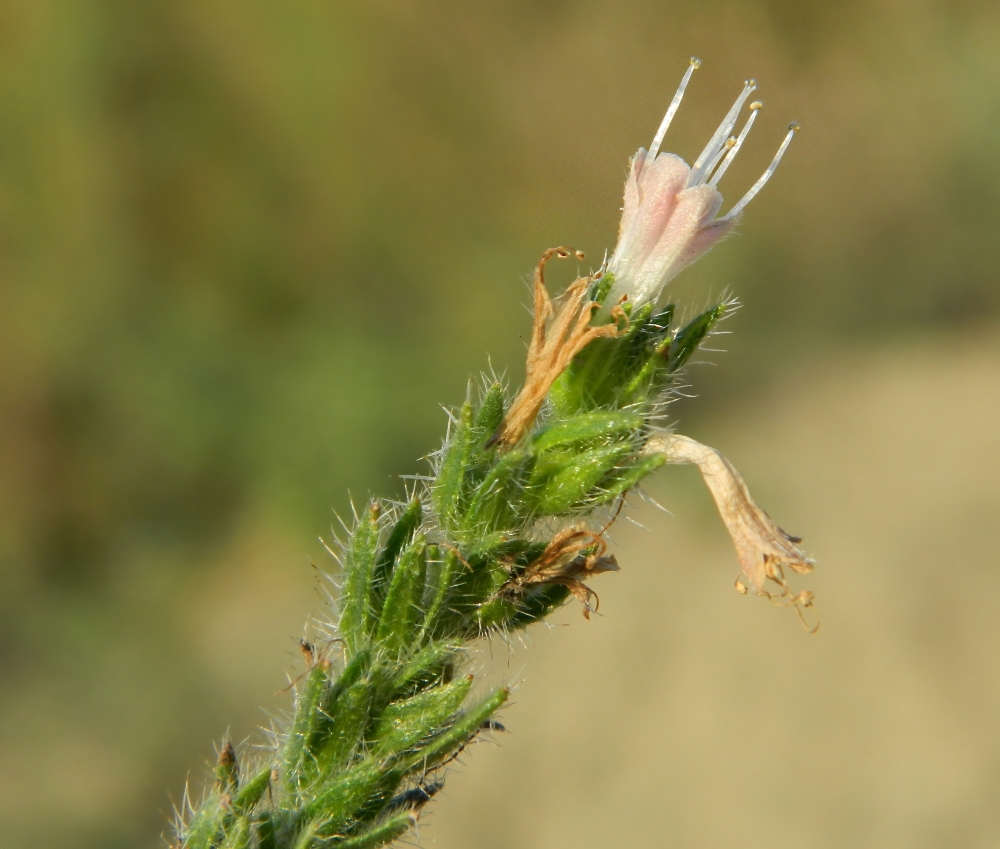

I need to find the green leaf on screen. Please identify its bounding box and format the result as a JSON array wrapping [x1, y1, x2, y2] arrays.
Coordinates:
[[341, 502, 381, 656]]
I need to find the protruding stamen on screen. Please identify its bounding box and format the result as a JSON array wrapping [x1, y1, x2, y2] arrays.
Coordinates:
[[688, 79, 757, 187], [709, 100, 762, 187], [647, 57, 701, 163], [721, 121, 799, 222], [695, 137, 736, 187]]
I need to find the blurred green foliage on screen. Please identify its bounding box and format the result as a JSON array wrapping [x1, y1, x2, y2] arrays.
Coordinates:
[[1, 1, 999, 847]]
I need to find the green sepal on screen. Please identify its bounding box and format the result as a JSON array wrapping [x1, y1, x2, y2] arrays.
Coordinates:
[[336, 811, 416, 849], [400, 686, 509, 771], [449, 550, 512, 636], [313, 674, 376, 777], [372, 675, 473, 756], [665, 303, 726, 373], [530, 442, 635, 515], [589, 451, 667, 506], [418, 548, 461, 643], [256, 813, 279, 849], [463, 448, 533, 534], [215, 743, 239, 794], [590, 272, 615, 304], [291, 821, 319, 849], [346, 766, 407, 828], [391, 640, 459, 696], [508, 584, 572, 629], [370, 499, 422, 625], [219, 815, 252, 849], [472, 595, 519, 634], [548, 300, 660, 414], [473, 382, 505, 441], [309, 650, 372, 778], [341, 502, 381, 656], [531, 411, 644, 453], [181, 795, 226, 849], [301, 758, 385, 833], [281, 663, 330, 792], [232, 767, 272, 813], [433, 403, 473, 532], [375, 535, 428, 657]]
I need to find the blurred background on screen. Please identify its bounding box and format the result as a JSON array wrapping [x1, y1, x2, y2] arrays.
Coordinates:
[[1, 1, 999, 847]]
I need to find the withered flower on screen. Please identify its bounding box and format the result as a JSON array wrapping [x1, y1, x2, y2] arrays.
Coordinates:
[[499, 526, 620, 619], [492, 248, 626, 447], [644, 432, 816, 630]]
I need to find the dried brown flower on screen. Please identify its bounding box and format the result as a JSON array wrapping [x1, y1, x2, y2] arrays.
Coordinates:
[[492, 247, 625, 447], [499, 526, 620, 619], [644, 432, 817, 630]]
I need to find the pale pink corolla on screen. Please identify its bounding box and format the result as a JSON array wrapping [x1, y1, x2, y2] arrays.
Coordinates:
[[605, 59, 797, 309]]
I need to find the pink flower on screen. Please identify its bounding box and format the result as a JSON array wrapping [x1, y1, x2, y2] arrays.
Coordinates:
[[605, 59, 798, 309]]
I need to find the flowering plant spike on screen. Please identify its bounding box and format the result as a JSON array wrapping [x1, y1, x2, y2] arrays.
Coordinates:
[[170, 59, 813, 849]]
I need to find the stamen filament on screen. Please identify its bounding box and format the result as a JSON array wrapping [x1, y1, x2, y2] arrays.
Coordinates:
[[696, 137, 736, 187], [709, 100, 762, 187], [647, 57, 701, 163], [688, 79, 757, 187], [721, 121, 799, 221]]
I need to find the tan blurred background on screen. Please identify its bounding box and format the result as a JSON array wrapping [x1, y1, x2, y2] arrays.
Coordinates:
[[1, 1, 999, 847]]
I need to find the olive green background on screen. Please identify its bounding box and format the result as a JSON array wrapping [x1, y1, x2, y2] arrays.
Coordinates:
[[2, 2, 999, 847]]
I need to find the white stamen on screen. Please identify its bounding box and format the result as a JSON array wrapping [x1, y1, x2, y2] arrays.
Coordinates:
[[709, 100, 762, 187], [688, 79, 757, 187], [721, 121, 799, 221], [695, 137, 736, 187], [647, 57, 701, 163]]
